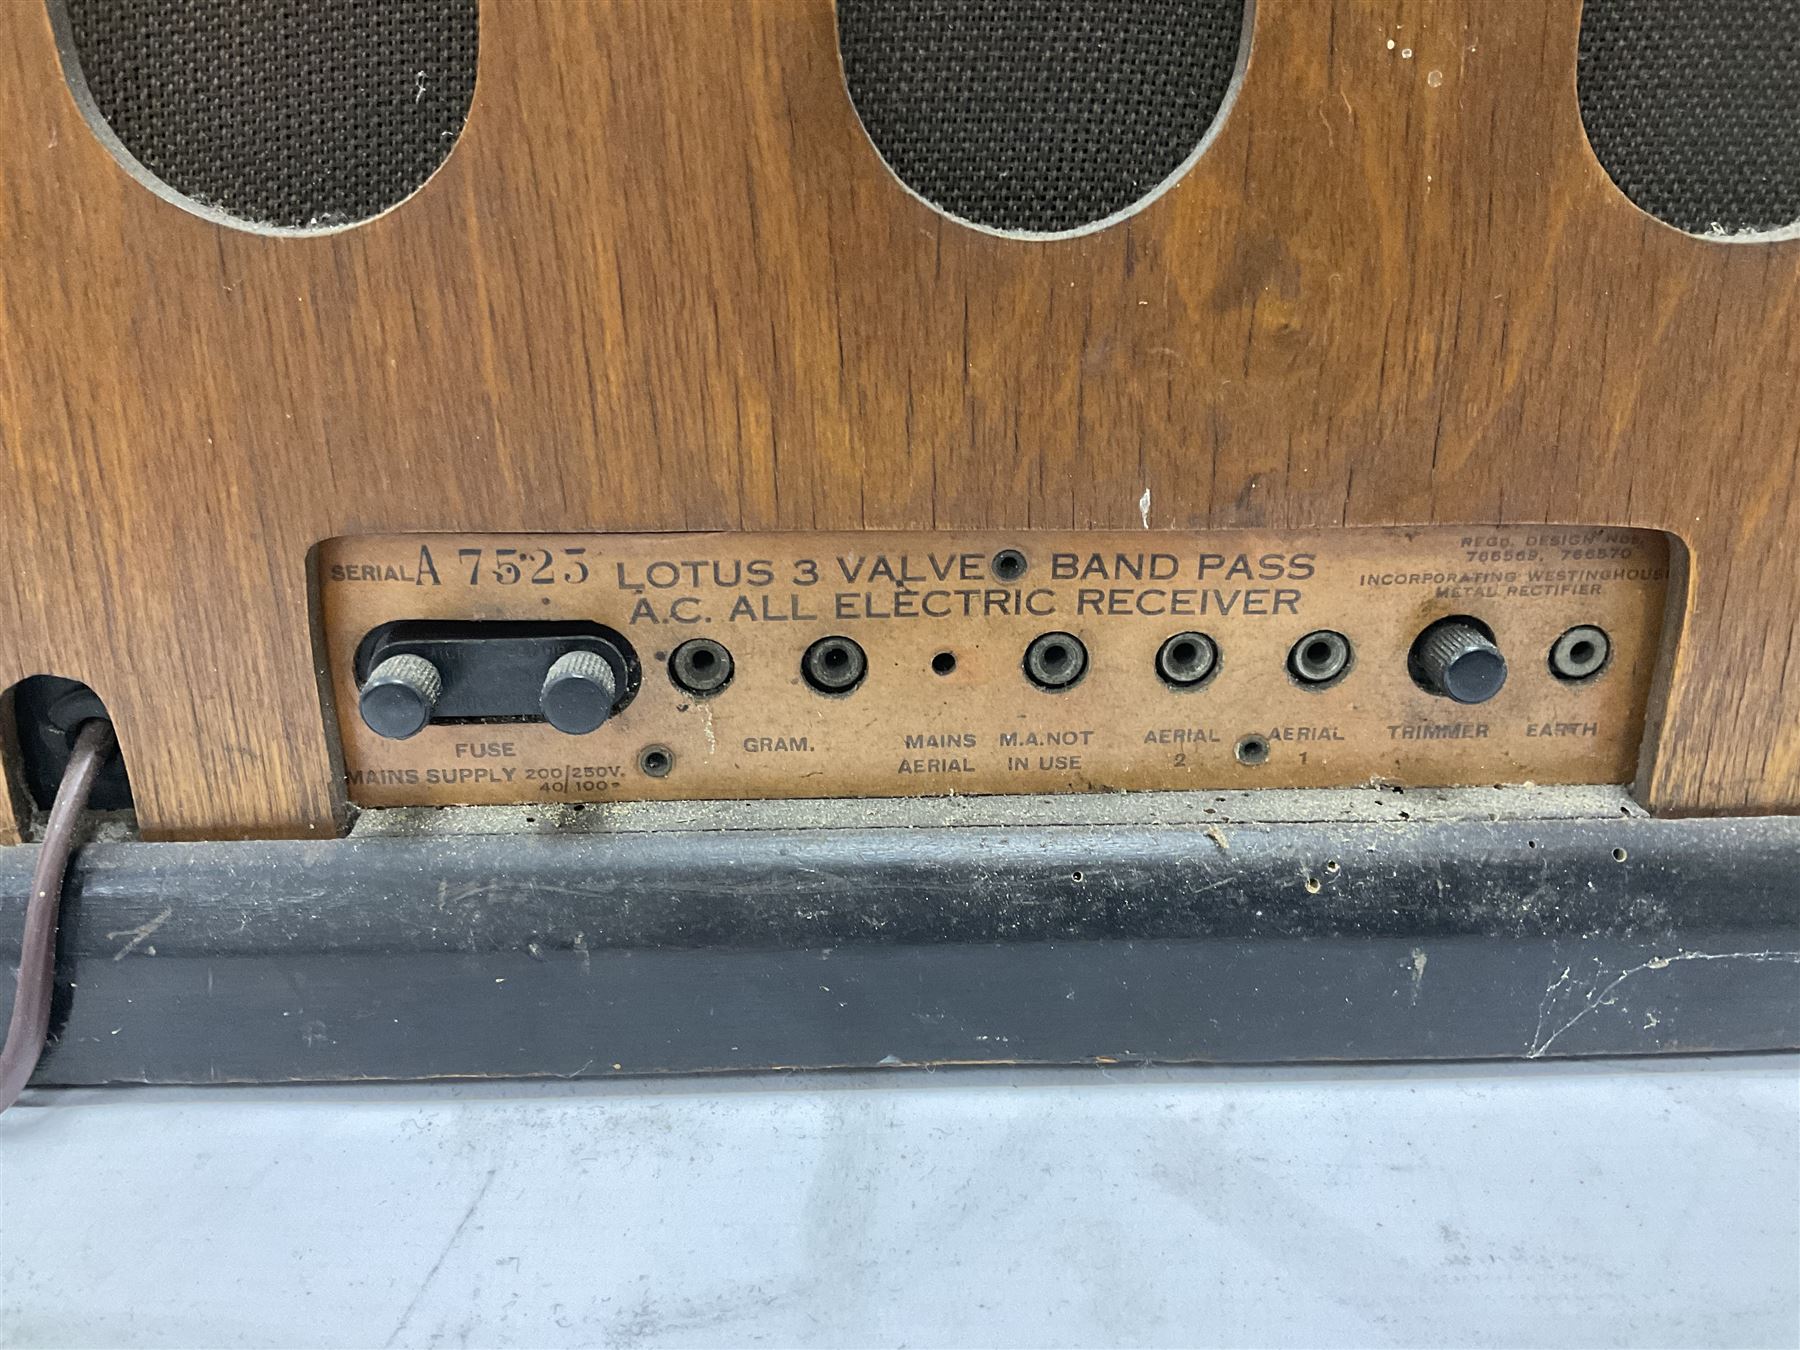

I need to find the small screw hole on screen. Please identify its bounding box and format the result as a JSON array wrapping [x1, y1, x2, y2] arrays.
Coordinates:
[[992, 549, 1028, 581], [1612, 847, 1627, 862], [639, 745, 673, 778], [1235, 735, 1269, 766], [931, 651, 957, 676]]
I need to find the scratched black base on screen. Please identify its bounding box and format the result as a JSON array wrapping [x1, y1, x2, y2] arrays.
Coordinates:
[[2, 815, 1796, 1086]]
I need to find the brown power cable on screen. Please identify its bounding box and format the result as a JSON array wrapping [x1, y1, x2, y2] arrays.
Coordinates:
[[0, 719, 116, 1113]]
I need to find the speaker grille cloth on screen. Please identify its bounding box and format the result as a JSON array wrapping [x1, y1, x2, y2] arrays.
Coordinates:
[[59, 0, 478, 230], [838, 0, 1245, 234], [1578, 0, 1799, 235]]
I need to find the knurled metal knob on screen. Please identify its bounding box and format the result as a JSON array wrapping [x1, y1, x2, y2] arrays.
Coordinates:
[[358, 654, 442, 740], [1413, 622, 1508, 704], [540, 650, 617, 735]]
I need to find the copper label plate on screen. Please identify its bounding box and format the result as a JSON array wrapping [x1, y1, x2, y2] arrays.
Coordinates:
[[317, 527, 1671, 806]]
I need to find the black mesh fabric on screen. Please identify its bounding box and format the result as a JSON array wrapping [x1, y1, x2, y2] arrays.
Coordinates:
[[58, 0, 478, 230], [837, 0, 1245, 234], [1578, 0, 1799, 236]]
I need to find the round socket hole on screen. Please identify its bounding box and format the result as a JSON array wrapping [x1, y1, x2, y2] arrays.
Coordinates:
[[1156, 631, 1218, 689], [1235, 734, 1270, 766], [1288, 630, 1352, 687], [931, 651, 957, 676], [802, 636, 868, 694], [1550, 626, 1611, 681], [638, 744, 674, 778], [669, 638, 734, 695], [991, 549, 1029, 582], [1024, 632, 1088, 691]]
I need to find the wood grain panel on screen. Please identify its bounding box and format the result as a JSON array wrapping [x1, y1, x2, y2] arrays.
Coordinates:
[[0, 0, 1793, 839], [0, 691, 24, 845]]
